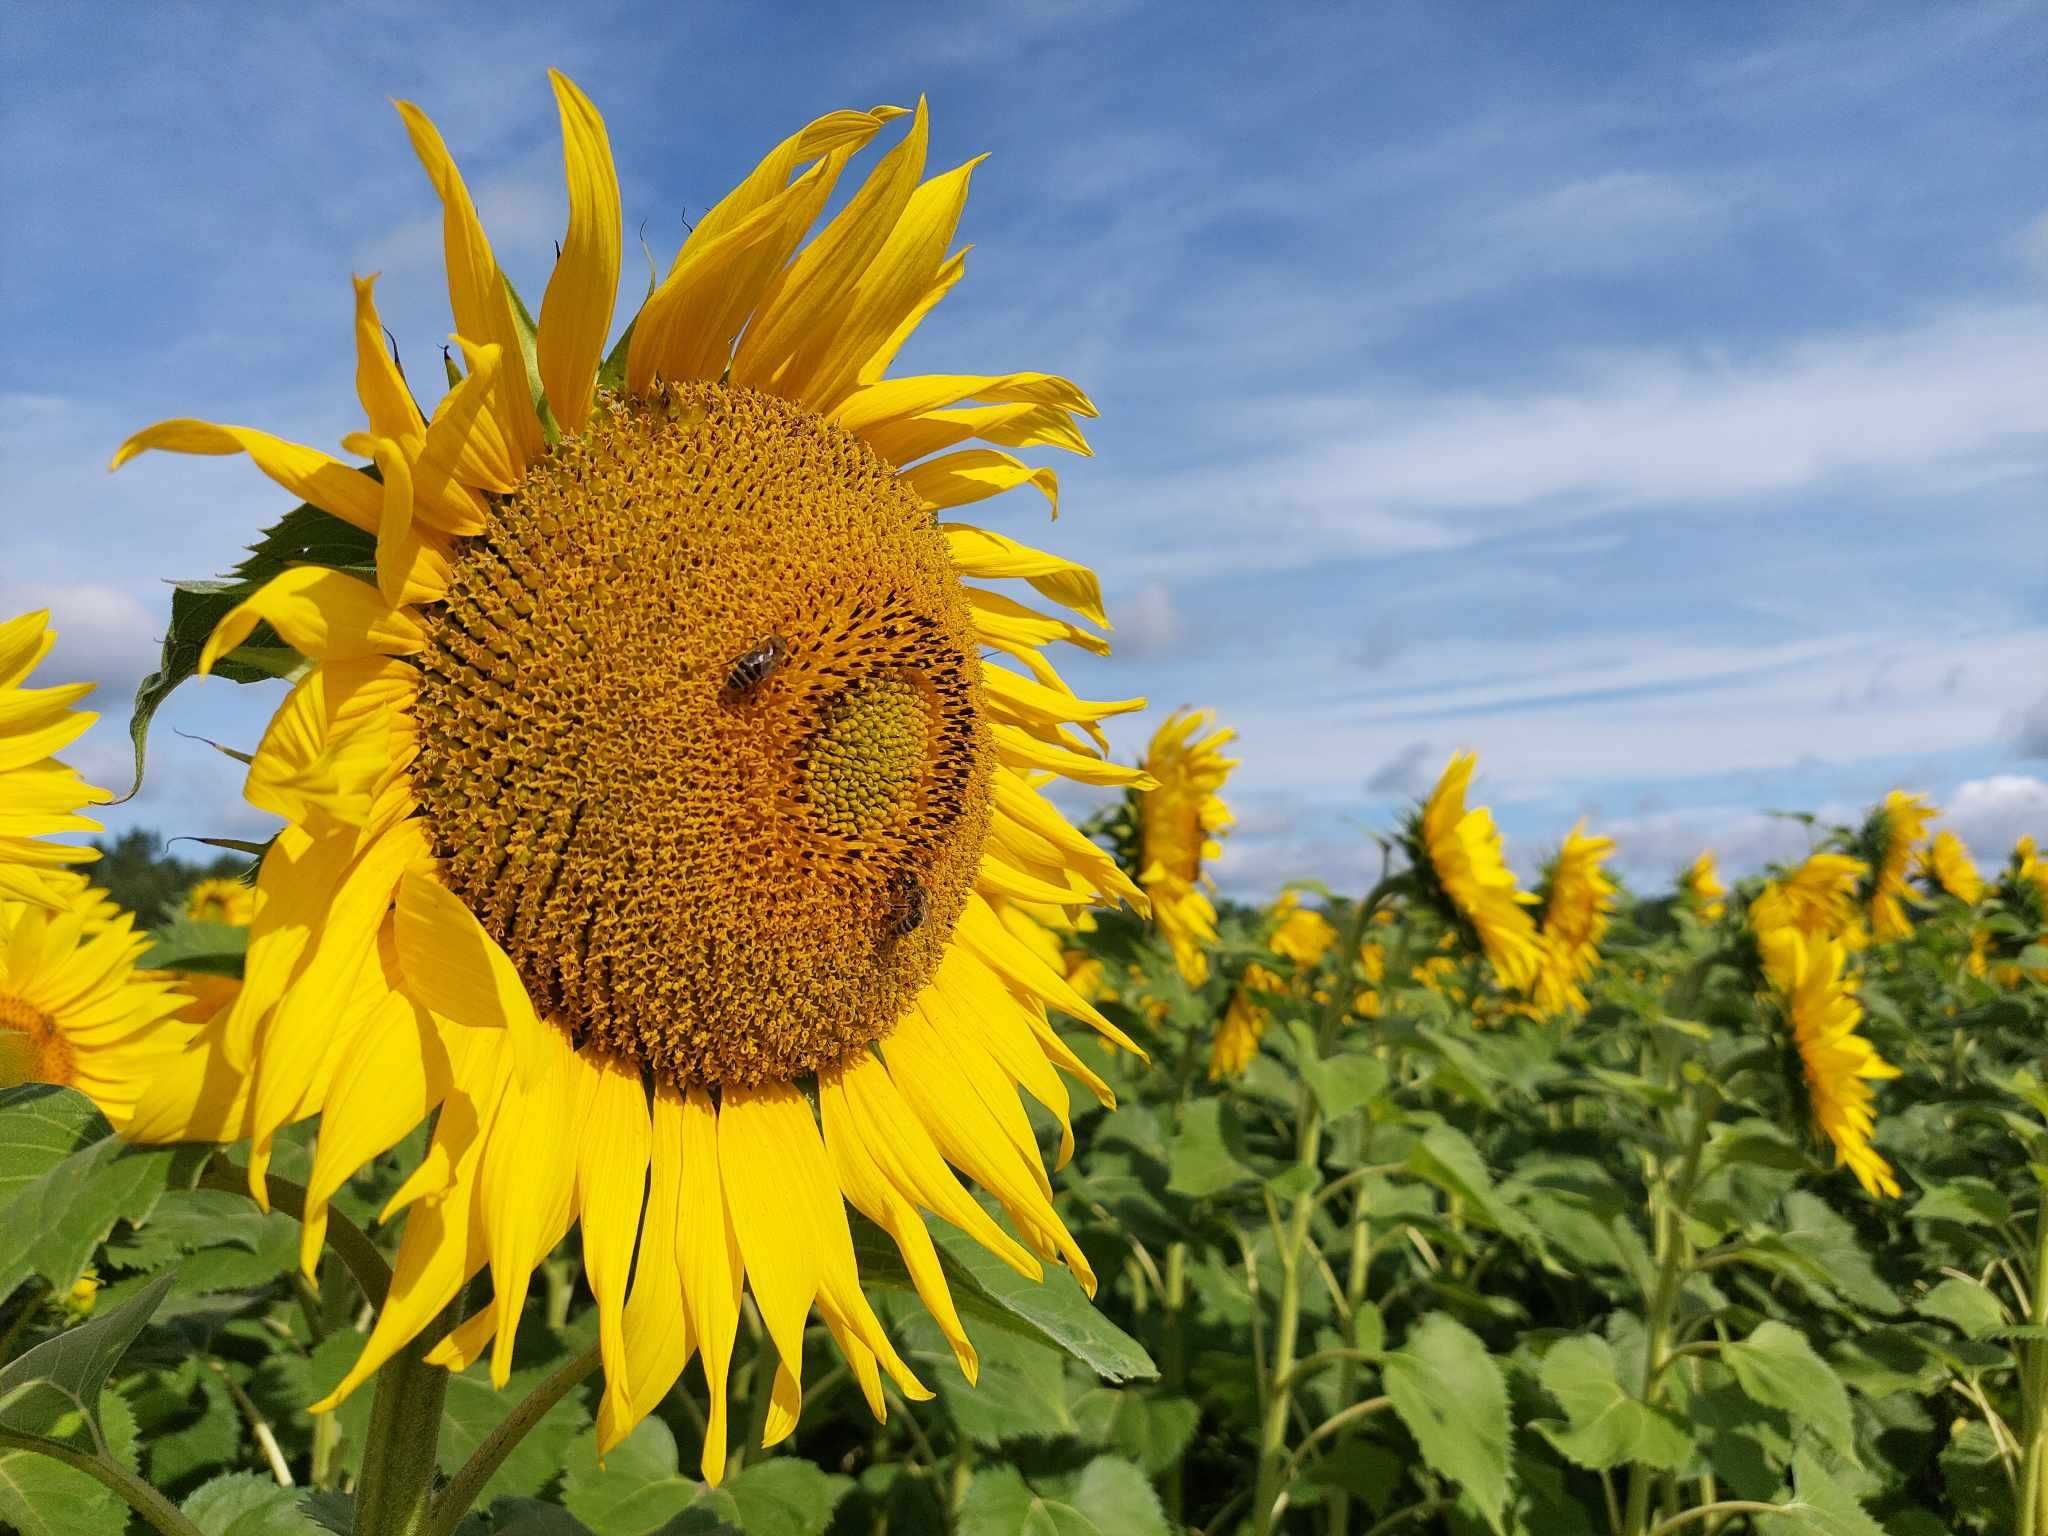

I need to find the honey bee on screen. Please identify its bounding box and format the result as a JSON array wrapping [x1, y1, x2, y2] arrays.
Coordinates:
[[722, 634, 788, 699], [881, 868, 927, 940]]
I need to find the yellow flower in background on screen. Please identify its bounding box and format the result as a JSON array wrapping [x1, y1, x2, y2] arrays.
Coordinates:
[[1267, 890, 1337, 967], [1865, 790, 1935, 942], [185, 877, 256, 926], [2015, 836, 2048, 906], [0, 610, 114, 910], [1918, 830, 1984, 905], [113, 75, 1153, 1478], [1750, 852, 1869, 947], [1207, 986, 1270, 1080], [1, 885, 196, 1125], [1137, 709, 1237, 987], [1758, 925, 1901, 1198], [1680, 850, 1726, 923], [1406, 752, 1545, 996], [1353, 940, 1385, 1017], [1532, 822, 1617, 1016]]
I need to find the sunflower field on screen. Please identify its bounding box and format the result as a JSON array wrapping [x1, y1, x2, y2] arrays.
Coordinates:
[[4, 72, 2048, 1536]]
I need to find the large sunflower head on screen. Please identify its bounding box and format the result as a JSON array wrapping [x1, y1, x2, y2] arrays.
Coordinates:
[[1917, 829, 1984, 906], [1679, 850, 1726, 923], [1530, 821, 1617, 1017], [0, 609, 113, 909], [1134, 708, 1238, 986], [1855, 789, 1935, 942], [112, 76, 1153, 1478], [1402, 751, 1544, 997], [1757, 925, 1901, 1198]]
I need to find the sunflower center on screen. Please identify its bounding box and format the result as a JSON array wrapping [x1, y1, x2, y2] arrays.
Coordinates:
[[0, 993, 73, 1090], [412, 382, 993, 1088]]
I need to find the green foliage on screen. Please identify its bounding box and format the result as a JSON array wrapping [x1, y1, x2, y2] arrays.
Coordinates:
[[2, 833, 2044, 1535], [83, 828, 251, 929]]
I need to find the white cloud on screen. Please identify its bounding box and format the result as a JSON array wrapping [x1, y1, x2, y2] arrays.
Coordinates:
[[1945, 774, 2048, 865], [0, 581, 159, 697], [1112, 582, 1182, 657]]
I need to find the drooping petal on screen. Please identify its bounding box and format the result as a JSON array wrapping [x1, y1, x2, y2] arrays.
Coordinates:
[[596, 1082, 693, 1454], [676, 1086, 743, 1484], [576, 1051, 652, 1424]]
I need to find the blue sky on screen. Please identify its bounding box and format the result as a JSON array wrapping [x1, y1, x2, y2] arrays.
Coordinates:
[[4, 0, 2044, 897]]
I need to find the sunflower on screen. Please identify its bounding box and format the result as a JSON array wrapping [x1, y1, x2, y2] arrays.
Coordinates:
[[1749, 851, 1869, 947], [1859, 790, 1934, 942], [185, 877, 256, 926], [1917, 829, 1984, 905], [1679, 850, 1726, 923], [1403, 752, 1545, 996], [112, 75, 1153, 1477], [1531, 822, 1617, 1016], [1, 882, 195, 1123], [1207, 967, 1282, 1081], [1135, 709, 1237, 986], [1353, 940, 1385, 1018], [0, 610, 113, 909], [1757, 925, 1901, 1198], [1266, 890, 1337, 968]]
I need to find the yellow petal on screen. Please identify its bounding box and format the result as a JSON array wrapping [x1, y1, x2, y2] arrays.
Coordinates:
[[300, 991, 450, 1275], [198, 568, 423, 676], [857, 249, 968, 387], [111, 421, 383, 534], [732, 101, 929, 398], [834, 372, 1097, 436], [626, 159, 844, 393], [902, 449, 1058, 518], [677, 1086, 743, 1485], [716, 1083, 823, 1410], [352, 274, 426, 444], [788, 153, 981, 413], [393, 98, 542, 469], [596, 1082, 694, 1454], [577, 1051, 651, 1426], [943, 525, 1109, 628], [537, 71, 621, 434], [414, 340, 514, 523], [479, 1028, 583, 1384], [861, 402, 1091, 468], [392, 868, 552, 1085]]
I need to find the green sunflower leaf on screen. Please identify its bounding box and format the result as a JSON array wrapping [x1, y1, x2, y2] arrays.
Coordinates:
[[1530, 1333, 1693, 1472], [1381, 1314, 1511, 1533], [138, 918, 249, 979], [0, 1086, 199, 1303], [0, 1270, 172, 1450], [180, 1471, 335, 1535], [126, 500, 375, 798], [1722, 1321, 1857, 1463]]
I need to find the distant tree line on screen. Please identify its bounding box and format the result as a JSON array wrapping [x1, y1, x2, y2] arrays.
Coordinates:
[[87, 829, 253, 928]]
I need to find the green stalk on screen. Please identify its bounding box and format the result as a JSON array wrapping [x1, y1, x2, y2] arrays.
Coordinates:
[[1251, 1088, 1324, 1536], [352, 1308, 457, 1536], [1325, 1143, 1376, 1535], [1252, 879, 1399, 1535], [2019, 1197, 2048, 1536], [1622, 1087, 1715, 1536], [1162, 1239, 1188, 1523]]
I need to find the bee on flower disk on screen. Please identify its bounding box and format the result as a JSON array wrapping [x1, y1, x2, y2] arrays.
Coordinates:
[[722, 634, 788, 700]]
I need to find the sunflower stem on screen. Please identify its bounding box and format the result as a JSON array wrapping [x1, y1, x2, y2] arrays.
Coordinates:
[[1622, 1071, 1716, 1536], [2018, 1195, 2048, 1536], [426, 1343, 598, 1536], [352, 1306, 456, 1536]]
